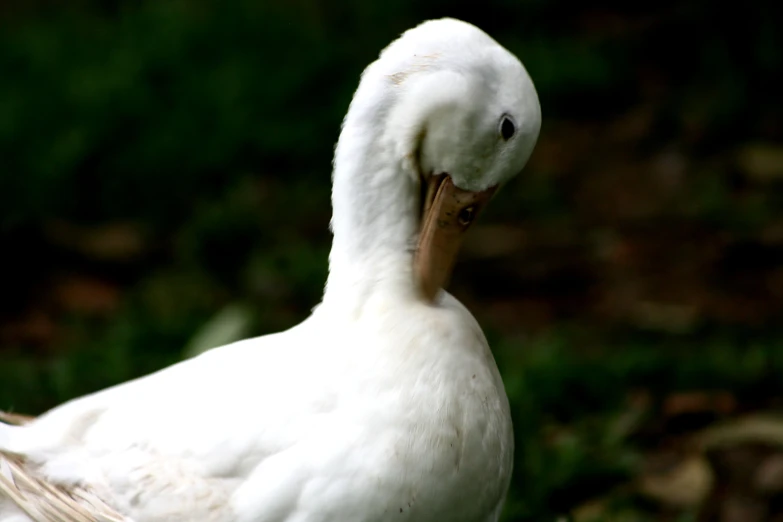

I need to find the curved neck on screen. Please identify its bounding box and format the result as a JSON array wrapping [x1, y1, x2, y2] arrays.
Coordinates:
[[323, 74, 420, 310]]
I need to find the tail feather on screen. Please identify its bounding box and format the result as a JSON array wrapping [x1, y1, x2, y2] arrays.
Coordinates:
[[1, 411, 32, 452], [1, 411, 128, 521], [0, 413, 33, 427], [0, 452, 129, 522]]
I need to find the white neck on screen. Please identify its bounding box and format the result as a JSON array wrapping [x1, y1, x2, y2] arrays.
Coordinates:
[[322, 69, 420, 309]]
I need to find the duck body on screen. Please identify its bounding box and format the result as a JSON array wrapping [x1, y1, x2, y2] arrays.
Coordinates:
[[3, 292, 511, 522], [1, 16, 539, 522]]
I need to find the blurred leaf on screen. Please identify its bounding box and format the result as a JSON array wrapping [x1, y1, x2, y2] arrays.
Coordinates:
[[182, 303, 255, 359], [736, 143, 783, 182]]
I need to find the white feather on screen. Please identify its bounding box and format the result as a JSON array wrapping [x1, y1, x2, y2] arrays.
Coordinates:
[[1, 18, 540, 522]]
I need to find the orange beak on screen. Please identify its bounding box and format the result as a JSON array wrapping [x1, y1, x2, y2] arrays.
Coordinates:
[[414, 174, 497, 302]]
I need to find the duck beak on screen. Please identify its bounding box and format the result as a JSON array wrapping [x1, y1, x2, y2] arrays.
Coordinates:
[[414, 174, 497, 302]]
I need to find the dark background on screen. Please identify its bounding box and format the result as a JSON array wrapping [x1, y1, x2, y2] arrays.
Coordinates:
[[1, 1, 782, 520]]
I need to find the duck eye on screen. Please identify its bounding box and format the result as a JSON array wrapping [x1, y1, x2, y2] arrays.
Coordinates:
[[500, 116, 515, 141]]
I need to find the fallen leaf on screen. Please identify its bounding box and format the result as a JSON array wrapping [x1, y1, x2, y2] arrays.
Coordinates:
[[44, 221, 146, 261], [755, 454, 783, 493], [701, 415, 783, 450], [736, 144, 783, 182], [638, 454, 713, 507], [663, 391, 737, 418], [53, 276, 120, 314]]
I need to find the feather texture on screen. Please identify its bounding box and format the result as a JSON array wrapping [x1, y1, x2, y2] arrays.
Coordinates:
[[0, 18, 540, 522]]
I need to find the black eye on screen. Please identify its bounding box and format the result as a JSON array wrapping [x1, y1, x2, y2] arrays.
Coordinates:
[[458, 205, 476, 227], [500, 116, 515, 141]]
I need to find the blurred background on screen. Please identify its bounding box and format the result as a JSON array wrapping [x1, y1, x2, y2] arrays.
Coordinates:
[[1, 0, 782, 520]]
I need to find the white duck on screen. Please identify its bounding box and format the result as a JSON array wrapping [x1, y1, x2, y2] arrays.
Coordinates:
[[0, 17, 540, 522]]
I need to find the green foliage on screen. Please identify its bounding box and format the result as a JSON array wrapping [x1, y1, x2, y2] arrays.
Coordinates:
[[494, 330, 783, 520], [1, 1, 782, 520]]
